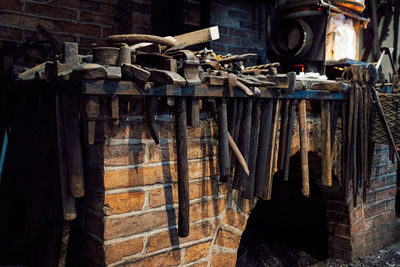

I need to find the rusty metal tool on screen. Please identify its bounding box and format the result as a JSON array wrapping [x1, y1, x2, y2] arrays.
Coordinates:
[[146, 96, 159, 144], [242, 99, 260, 199], [55, 93, 77, 221], [233, 98, 252, 191], [71, 64, 106, 80], [367, 64, 400, 161], [176, 97, 189, 237], [278, 99, 289, 171], [255, 99, 274, 199], [231, 98, 243, 171], [283, 100, 295, 181], [61, 93, 85, 198], [298, 99, 309, 197], [148, 68, 187, 86], [265, 99, 281, 200], [321, 99, 332, 187], [218, 98, 230, 182], [121, 63, 150, 82]]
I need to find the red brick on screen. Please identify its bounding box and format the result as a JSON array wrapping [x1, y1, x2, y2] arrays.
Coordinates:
[[364, 211, 396, 231], [104, 191, 145, 215], [190, 198, 227, 223], [370, 177, 386, 190], [126, 249, 181, 266], [0, 0, 22, 11], [55, 21, 101, 37], [149, 143, 177, 163], [86, 144, 146, 167], [104, 237, 143, 264], [214, 228, 241, 249], [92, 164, 177, 191], [80, 11, 114, 25], [0, 13, 53, 31], [0, 26, 22, 41], [149, 184, 179, 208], [26, 3, 77, 20], [146, 221, 214, 253], [185, 241, 212, 263], [149, 179, 220, 208], [211, 252, 237, 267], [222, 209, 247, 231], [104, 210, 171, 240], [100, 4, 116, 14], [53, 0, 100, 10], [375, 186, 397, 202], [364, 202, 386, 218]]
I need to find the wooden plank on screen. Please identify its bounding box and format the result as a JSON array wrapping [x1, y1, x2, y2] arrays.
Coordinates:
[[173, 26, 220, 47], [82, 80, 348, 100]]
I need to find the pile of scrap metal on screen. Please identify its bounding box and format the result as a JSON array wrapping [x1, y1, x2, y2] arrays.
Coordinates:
[[6, 26, 355, 238]]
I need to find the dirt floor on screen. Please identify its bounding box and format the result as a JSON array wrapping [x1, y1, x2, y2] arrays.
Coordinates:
[[237, 219, 400, 267], [313, 237, 400, 267]]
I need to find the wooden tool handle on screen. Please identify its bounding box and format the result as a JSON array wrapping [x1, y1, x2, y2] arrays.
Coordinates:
[[321, 100, 332, 186], [266, 99, 281, 200], [228, 133, 249, 175], [298, 100, 310, 196], [176, 97, 189, 237], [107, 34, 176, 47]]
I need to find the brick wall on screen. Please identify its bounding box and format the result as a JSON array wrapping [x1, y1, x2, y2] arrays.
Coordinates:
[[324, 144, 397, 261], [72, 95, 254, 266], [209, 0, 268, 65], [0, 0, 268, 61], [0, 0, 152, 53]]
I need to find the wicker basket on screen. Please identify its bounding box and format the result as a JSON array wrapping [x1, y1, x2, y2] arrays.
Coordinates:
[[370, 93, 400, 145]]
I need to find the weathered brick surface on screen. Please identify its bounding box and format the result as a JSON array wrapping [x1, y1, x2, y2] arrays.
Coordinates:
[[146, 221, 215, 253], [103, 237, 144, 264], [126, 249, 181, 266], [211, 252, 237, 267], [185, 241, 212, 263], [215, 228, 241, 249], [222, 209, 247, 231], [103, 210, 172, 240]]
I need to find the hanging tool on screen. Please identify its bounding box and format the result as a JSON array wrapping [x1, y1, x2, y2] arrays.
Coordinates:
[[176, 97, 189, 237], [321, 99, 332, 187], [146, 96, 160, 144], [217, 98, 230, 182], [255, 99, 273, 199], [283, 100, 295, 181], [233, 98, 252, 191], [265, 99, 281, 200], [298, 99, 309, 197], [242, 100, 261, 199]]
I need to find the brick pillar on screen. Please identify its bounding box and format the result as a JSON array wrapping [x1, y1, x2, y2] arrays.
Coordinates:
[[73, 95, 254, 266], [326, 144, 397, 260]]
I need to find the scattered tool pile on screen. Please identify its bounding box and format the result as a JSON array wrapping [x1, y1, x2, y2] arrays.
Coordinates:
[[5, 26, 396, 238]]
